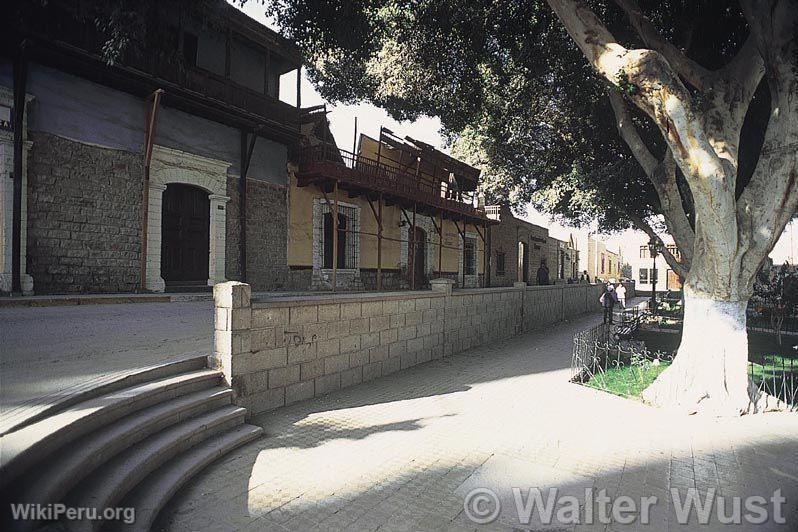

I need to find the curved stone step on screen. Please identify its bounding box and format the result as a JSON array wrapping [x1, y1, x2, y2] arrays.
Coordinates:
[[0, 369, 222, 489], [0, 356, 209, 437], [115, 424, 263, 532], [63, 406, 247, 532], [8, 386, 233, 523]]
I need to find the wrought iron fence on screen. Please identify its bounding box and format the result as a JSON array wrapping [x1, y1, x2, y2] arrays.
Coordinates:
[[571, 321, 797, 407], [749, 355, 798, 409]]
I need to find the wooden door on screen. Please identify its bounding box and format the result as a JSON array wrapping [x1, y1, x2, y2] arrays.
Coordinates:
[[410, 227, 427, 287], [161, 184, 210, 284]]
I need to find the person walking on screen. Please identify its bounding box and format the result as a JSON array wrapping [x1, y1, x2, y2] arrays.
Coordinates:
[[536, 261, 550, 286], [616, 283, 627, 308], [600, 284, 619, 323]]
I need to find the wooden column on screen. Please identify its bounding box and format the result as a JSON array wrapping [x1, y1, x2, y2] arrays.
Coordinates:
[[332, 181, 338, 291], [140, 88, 164, 292], [296, 66, 302, 109], [410, 204, 417, 290], [438, 211, 443, 276], [239, 130, 257, 283], [377, 194, 383, 290]]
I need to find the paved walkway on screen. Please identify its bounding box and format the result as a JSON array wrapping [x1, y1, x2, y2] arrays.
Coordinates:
[[159, 310, 798, 531], [0, 301, 213, 432]]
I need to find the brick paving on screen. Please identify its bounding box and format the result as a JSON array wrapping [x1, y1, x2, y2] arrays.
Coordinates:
[[160, 309, 798, 531]]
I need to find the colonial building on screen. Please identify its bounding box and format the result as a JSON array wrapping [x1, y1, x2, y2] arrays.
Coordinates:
[[1, 0, 301, 294], [288, 122, 494, 290], [632, 235, 683, 294], [574, 234, 623, 283], [485, 204, 565, 286], [551, 234, 579, 283]]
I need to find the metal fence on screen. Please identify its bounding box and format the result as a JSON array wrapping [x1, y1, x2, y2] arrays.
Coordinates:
[[571, 321, 797, 407]]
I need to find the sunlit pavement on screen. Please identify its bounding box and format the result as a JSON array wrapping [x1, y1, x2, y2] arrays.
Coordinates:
[[160, 310, 798, 531], [0, 301, 213, 432]]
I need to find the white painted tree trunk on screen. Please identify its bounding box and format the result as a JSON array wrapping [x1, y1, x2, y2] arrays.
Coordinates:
[[642, 293, 751, 416]]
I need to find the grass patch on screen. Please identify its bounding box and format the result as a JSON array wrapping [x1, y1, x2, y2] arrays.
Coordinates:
[[585, 360, 670, 399]]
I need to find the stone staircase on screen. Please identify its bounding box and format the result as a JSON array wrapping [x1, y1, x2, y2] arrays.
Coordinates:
[[0, 356, 262, 532]]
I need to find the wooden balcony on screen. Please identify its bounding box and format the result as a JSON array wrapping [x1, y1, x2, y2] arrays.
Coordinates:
[[294, 144, 495, 224]]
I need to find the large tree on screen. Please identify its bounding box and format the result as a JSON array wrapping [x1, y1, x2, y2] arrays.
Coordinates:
[[270, 0, 797, 415]]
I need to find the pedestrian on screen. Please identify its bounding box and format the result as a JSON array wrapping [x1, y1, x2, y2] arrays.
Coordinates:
[[582, 270, 591, 284], [600, 284, 619, 323], [615, 283, 626, 308], [536, 261, 550, 286]]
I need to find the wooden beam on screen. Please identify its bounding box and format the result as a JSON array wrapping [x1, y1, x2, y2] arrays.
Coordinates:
[[296, 65, 302, 109], [332, 181, 338, 291], [239, 129, 257, 282], [140, 88, 164, 292], [410, 203, 416, 290]]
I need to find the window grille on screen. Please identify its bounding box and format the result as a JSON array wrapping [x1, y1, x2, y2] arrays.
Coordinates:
[[464, 237, 476, 276], [321, 203, 358, 269]]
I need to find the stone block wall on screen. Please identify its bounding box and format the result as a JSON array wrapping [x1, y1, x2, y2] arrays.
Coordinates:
[[246, 180, 289, 290], [26, 132, 143, 293], [225, 177, 289, 291], [214, 280, 606, 416]]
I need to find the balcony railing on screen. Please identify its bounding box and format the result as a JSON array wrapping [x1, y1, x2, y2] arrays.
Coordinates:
[[295, 144, 491, 221]]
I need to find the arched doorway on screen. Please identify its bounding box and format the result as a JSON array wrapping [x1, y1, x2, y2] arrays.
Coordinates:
[[518, 241, 529, 284], [408, 227, 427, 288], [161, 183, 210, 289]]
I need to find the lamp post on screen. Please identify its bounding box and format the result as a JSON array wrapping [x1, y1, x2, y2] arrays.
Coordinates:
[[648, 238, 660, 309]]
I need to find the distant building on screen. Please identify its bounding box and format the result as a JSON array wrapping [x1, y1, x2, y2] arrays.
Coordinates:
[[573, 234, 622, 283], [485, 205, 552, 286], [630, 235, 683, 294]]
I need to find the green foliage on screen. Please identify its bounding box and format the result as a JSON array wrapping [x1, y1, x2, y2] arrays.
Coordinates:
[[586, 359, 670, 399], [265, 0, 759, 232]]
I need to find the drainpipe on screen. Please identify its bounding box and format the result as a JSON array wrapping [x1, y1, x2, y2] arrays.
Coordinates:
[[140, 89, 164, 292]]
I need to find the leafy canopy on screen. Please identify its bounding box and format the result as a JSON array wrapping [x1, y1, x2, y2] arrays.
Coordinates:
[[263, 0, 764, 232]]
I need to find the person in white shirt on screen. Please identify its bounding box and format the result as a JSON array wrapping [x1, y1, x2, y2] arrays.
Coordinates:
[[615, 283, 627, 308]]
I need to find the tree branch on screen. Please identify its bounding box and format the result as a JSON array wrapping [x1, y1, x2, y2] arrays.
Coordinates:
[[628, 212, 690, 279], [612, 0, 710, 90], [737, 0, 798, 281], [607, 91, 694, 262], [607, 90, 657, 176]]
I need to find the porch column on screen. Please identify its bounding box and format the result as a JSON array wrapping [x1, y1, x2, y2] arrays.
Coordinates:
[[145, 183, 167, 292], [208, 193, 230, 286]]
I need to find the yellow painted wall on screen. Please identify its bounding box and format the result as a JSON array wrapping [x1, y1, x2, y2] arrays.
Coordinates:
[[287, 172, 485, 274]]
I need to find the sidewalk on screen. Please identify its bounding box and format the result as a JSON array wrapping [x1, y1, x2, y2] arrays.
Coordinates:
[[0, 300, 214, 433], [158, 309, 798, 531]]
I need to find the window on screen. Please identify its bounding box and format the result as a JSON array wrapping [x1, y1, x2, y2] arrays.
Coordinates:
[[650, 268, 658, 282], [639, 268, 648, 283], [667, 245, 681, 261], [496, 251, 506, 276], [640, 246, 649, 259], [601, 253, 605, 273], [321, 204, 357, 269], [464, 237, 476, 276], [183, 32, 199, 67]]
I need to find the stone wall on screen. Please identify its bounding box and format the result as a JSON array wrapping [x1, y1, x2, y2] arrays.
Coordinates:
[[225, 176, 289, 291], [213, 280, 605, 415], [246, 180, 289, 290], [487, 205, 551, 287], [26, 132, 143, 293]]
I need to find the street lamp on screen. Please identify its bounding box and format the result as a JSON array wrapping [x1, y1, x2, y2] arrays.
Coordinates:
[[648, 238, 660, 309]]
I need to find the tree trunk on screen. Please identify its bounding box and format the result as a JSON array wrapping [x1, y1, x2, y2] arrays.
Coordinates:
[[642, 291, 751, 416]]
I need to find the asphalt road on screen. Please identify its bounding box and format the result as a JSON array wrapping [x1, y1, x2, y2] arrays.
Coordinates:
[[0, 301, 213, 412]]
